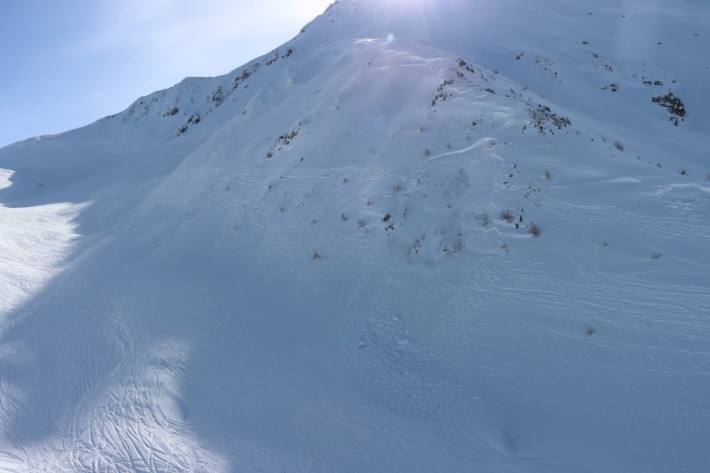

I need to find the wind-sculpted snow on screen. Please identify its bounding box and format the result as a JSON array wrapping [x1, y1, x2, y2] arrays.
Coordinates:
[[0, 0, 709, 472]]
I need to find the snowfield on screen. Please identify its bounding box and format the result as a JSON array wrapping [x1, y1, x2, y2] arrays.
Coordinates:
[[1, 0, 709, 471]]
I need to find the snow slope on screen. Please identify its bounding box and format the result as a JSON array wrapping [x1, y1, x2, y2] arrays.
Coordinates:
[[1, 0, 709, 471]]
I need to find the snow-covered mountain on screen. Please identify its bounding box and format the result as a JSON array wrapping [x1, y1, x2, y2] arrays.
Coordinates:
[[1, 0, 709, 471]]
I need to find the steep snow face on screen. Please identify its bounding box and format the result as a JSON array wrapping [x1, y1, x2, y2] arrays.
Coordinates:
[[1, 1, 710, 472]]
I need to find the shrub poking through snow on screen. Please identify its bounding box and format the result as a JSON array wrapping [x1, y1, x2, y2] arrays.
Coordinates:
[[211, 87, 225, 107], [643, 79, 664, 87], [432, 79, 454, 107], [652, 92, 686, 126], [530, 105, 571, 134], [176, 113, 201, 136], [528, 223, 542, 237], [279, 130, 299, 146], [265, 128, 300, 158], [456, 58, 475, 74], [265, 53, 279, 66], [500, 209, 515, 223], [233, 69, 253, 89]]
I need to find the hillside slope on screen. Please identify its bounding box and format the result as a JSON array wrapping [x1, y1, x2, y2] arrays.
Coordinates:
[[0, 1, 709, 472]]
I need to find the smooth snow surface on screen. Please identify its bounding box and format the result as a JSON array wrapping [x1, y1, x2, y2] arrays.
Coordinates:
[[1, 1, 709, 471]]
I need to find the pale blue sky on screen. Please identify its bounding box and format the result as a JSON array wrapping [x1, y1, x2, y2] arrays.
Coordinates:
[[0, 0, 331, 147]]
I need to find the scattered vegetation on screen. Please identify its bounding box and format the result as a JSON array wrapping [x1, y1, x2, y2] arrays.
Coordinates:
[[211, 87, 225, 107], [528, 223, 542, 238], [652, 92, 686, 126], [176, 113, 202, 136], [233, 67, 256, 89], [278, 130, 299, 146], [432, 79, 454, 107], [409, 237, 424, 255], [591, 52, 614, 72], [530, 105, 571, 134], [266, 128, 300, 158], [500, 209, 515, 223], [535, 55, 560, 80], [265, 53, 279, 66], [456, 58, 475, 74], [438, 229, 465, 255]]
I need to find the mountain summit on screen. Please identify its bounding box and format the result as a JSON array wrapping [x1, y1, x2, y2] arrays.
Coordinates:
[[0, 1, 709, 472]]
